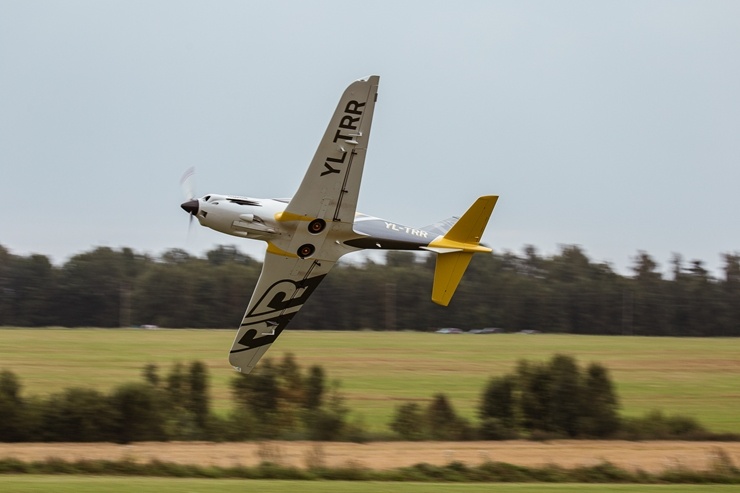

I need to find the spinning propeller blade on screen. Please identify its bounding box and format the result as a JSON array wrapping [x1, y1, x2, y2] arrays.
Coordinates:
[[179, 167, 198, 235], [180, 166, 196, 200]]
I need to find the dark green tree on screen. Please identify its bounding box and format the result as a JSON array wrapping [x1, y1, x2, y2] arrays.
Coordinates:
[[142, 363, 160, 387], [580, 362, 620, 437], [516, 359, 552, 432], [187, 361, 210, 430], [479, 374, 517, 429], [425, 393, 470, 440], [629, 252, 665, 335], [231, 359, 279, 429], [0, 370, 25, 441], [165, 362, 188, 410], [304, 365, 326, 411], [110, 382, 167, 443], [548, 354, 584, 437], [206, 245, 259, 267], [307, 380, 349, 441], [55, 247, 134, 327], [277, 352, 304, 405], [7, 254, 56, 326], [720, 253, 740, 336], [39, 388, 118, 442], [389, 402, 425, 440]]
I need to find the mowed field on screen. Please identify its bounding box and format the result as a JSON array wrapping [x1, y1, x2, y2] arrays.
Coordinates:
[[0, 328, 739, 432]]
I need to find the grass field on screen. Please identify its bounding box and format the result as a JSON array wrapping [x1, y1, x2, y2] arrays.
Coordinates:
[[1, 328, 738, 432], [2, 476, 740, 493]]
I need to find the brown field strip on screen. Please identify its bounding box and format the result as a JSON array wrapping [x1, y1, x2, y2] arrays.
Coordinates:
[[1, 441, 739, 473]]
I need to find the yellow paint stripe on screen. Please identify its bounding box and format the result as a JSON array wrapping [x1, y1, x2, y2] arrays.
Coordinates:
[[275, 211, 313, 222], [266, 242, 298, 258], [428, 237, 492, 254]]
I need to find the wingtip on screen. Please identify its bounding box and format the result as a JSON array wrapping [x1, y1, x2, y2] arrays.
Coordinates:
[[431, 295, 451, 307], [357, 74, 380, 83]]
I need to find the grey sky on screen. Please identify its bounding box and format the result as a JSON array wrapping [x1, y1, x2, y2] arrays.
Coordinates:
[[1, 1, 739, 275]]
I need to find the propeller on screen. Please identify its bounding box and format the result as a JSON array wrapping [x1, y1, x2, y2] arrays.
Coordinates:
[[180, 167, 198, 233]]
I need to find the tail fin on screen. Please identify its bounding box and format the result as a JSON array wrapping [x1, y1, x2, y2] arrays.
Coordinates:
[[423, 196, 498, 306]]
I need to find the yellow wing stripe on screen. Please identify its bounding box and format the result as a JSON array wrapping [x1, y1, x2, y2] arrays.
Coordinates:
[[427, 237, 492, 253], [266, 242, 298, 258], [274, 211, 313, 222]]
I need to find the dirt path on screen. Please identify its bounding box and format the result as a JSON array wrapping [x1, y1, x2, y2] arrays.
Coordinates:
[[1, 441, 739, 473]]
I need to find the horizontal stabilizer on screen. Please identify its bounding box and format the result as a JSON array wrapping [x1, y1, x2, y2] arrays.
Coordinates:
[[432, 251, 474, 306]]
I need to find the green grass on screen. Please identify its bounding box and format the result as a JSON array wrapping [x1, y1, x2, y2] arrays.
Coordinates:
[[1, 328, 739, 433], [1, 477, 739, 493]]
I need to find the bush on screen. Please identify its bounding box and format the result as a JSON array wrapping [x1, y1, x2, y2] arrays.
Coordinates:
[[478, 417, 519, 440], [425, 393, 473, 440], [38, 387, 119, 442], [389, 402, 424, 440], [110, 382, 167, 443], [0, 458, 29, 474], [231, 356, 354, 440], [479, 375, 517, 428], [481, 355, 623, 439], [0, 456, 739, 483], [570, 461, 637, 483], [620, 410, 709, 440], [0, 371, 26, 441], [580, 362, 620, 437]]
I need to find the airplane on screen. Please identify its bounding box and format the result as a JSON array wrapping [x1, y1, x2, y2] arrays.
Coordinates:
[[180, 75, 498, 373]]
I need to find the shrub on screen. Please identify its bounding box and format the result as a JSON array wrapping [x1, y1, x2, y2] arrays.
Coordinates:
[[485, 355, 625, 438], [479, 374, 517, 428], [570, 461, 637, 483], [0, 370, 25, 441], [425, 393, 472, 440], [110, 382, 167, 443], [620, 410, 709, 440], [39, 387, 119, 442], [476, 460, 535, 482], [580, 362, 620, 437], [389, 402, 424, 440], [478, 417, 519, 440]]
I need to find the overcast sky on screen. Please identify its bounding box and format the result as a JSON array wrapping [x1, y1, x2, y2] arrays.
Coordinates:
[[2, 1, 739, 276]]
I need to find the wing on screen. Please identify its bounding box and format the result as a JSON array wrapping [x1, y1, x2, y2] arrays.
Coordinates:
[[228, 76, 379, 373], [228, 251, 335, 373], [283, 75, 379, 230]]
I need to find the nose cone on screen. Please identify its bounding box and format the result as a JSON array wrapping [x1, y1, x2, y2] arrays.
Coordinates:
[[181, 199, 199, 215]]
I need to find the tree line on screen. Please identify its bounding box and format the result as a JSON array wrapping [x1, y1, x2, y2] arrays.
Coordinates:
[[1, 353, 730, 443], [1, 243, 739, 335], [0, 356, 351, 443], [388, 353, 731, 441]]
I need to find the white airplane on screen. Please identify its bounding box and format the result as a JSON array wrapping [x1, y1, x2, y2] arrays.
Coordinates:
[[180, 75, 498, 373]]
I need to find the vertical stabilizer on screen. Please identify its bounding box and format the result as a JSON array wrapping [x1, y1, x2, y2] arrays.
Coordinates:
[[443, 196, 498, 245]]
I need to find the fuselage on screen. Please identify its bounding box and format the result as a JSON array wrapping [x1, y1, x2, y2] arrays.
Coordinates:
[[182, 194, 441, 258]]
